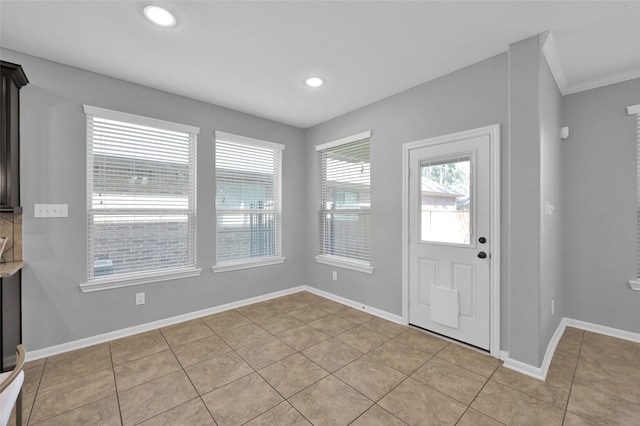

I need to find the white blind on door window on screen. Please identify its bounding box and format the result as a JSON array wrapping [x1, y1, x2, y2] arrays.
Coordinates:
[[215, 133, 283, 264], [317, 134, 371, 264], [85, 106, 198, 281]]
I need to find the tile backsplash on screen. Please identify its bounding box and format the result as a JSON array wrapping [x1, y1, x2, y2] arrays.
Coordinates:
[[0, 213, 22, 262]]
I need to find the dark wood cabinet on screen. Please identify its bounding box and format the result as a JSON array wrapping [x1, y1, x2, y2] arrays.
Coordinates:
[[0, 60, 27, 372], [1, 61, 28, 213], [1, 270, 21, 371]]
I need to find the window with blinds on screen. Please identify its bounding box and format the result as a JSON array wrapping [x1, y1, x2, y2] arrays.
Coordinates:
[[215, 132, 284, 268], [84, 105, 198, 285], [316, 131, 373, 273], [629, 104, 640, 286]]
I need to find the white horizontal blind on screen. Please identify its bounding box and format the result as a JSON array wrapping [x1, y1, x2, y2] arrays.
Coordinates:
[[628, 104, 640, 278], [318, 136, 371, 263], [86, 107, 197, 280], [636, 112, 640, 277], [215, 134, 283, 264]]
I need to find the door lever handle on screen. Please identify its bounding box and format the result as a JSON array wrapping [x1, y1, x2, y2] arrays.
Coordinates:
[[477, 252, 487, 259]]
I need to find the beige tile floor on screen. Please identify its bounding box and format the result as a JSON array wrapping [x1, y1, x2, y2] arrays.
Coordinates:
[[11, 291, 640, 425]]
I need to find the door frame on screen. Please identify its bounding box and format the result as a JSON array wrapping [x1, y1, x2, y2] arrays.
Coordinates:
[[401, 124, 501, 358]]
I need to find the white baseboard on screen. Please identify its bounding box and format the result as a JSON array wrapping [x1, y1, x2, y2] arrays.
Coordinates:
[[501, 320, 565, 381], [303, 286, 404, 324], [30, 283, 637, 373], [563, 317, 640, 343], [25, 286, 306, 362], [501, 353, 544, 381], [501, 317, 640, 382], [25, 284, 404, 362]]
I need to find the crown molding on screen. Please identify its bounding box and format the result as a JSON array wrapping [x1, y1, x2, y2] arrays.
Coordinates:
[[540, 31, 640, 97], [540, 32, 569, 95], [566, 68, 640, 96]]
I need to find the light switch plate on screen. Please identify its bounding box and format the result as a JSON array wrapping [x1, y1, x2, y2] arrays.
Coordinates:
[[545, 201, 554, 216], [34, 204, 68, 218]]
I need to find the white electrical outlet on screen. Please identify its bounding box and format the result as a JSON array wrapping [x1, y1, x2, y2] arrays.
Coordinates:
[[34, 204, 69, 218], [551, 299, 555, 315], [332, 271, 337, 281], [136, 292, 145, 305]]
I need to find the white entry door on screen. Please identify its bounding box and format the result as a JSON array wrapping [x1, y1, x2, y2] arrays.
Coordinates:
[[408, 131, 492, 350]]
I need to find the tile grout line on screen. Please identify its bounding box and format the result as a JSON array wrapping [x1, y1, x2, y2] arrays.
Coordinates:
[[235, 293, 330, 425], [346, 404, 409, 426], [125, 329, 186, 424], [24, 357, 47, 426], [170, 319, 226, 425], [561, 329, 584, 425], [231, 296, 384, 425], [454, 361, 506, 425], [436, 339, 502, 425], [403, 329, 502, 424], [195, 304, 312, 424], [332, 335, 450, 425], [121, 325, 218, 425], [282, 314, 454, 424], [27, 348, 120, 425], [566, 332, 640, 409], [28, 383, 118, 423], [107, 342, 125, 426]]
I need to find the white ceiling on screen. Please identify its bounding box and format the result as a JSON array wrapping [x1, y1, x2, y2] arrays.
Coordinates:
[[1, 1, 639, 128]]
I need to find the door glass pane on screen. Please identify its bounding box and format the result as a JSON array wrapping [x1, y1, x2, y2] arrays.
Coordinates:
[[420, 157, 471, 244]]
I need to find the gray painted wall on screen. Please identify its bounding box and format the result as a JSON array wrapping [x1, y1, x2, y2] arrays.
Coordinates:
[[1, 49, 307, 351], [562, 78, 640, 332], [303, 54, 510, 344], [506, 35, 564, 366], [538, 45, 564, 362], [507, 36, 543, 366]]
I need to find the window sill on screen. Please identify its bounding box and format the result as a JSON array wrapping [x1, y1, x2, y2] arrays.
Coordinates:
[[212, 257, 286, 273], [315, 255, 374, 274], [80, 267, 202, 293], [630, 280, 640, 291]]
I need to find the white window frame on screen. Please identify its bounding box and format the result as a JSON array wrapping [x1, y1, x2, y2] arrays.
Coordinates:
[[212, 131, 285, 273], [315, 131, 373, 274], [80, 105, 201, 293], [628, 103, 640, 291]]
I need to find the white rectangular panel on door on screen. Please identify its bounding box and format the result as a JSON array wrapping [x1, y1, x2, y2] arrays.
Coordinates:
[[453, 263, 475, 319], [431, 286, 459, 328], [418, 258, 437, 306]]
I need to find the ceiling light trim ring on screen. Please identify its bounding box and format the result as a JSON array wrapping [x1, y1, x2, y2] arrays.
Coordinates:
[[143, 5, 177, 28], [305, 77, 325, 88]]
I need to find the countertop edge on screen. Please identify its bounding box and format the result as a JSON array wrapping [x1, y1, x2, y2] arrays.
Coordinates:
[[0, 261, 26, 278]]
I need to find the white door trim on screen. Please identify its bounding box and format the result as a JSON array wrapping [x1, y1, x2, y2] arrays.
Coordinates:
[[401, 124, 501, 358]]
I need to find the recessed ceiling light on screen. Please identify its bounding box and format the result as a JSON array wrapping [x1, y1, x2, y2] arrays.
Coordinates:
[[305, 77, 324, 88], [143, 5, 176, 27]]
